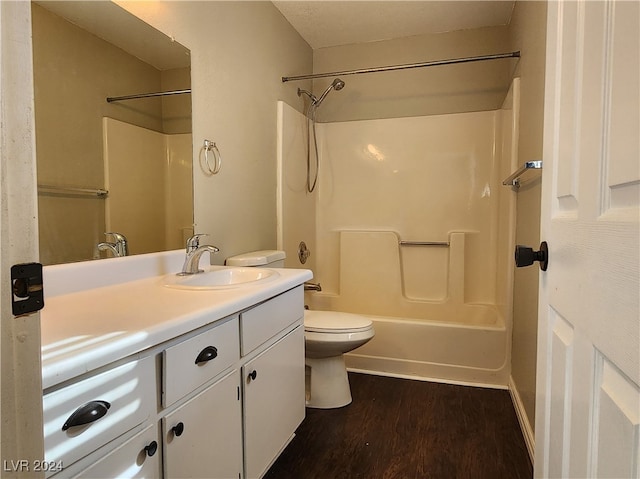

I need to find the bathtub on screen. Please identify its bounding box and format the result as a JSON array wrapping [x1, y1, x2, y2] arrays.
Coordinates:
[[279, 102, 519, 389], [310, 303, 509, 388]]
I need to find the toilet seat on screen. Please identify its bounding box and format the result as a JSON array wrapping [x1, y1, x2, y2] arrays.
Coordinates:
[[304, 310, 373, 334]]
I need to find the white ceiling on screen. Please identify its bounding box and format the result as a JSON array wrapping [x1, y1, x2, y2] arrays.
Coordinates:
[[272, 1, 515, 49]]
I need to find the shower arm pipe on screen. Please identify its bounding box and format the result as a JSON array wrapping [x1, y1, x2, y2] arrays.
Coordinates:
[[106, 89, 191, 103], [282, 51, 520, 83]]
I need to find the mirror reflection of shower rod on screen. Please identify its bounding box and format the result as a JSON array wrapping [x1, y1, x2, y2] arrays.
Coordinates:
[[282, 51, 520, 83], [106, 89, 191, 103]]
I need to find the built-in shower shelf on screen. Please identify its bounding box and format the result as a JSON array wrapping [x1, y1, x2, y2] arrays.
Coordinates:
[[502, 160, 542, 187]]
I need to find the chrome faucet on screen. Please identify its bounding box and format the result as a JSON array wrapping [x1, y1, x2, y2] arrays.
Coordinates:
[[106, 232, 128, 257], [97, 232, 128, 258], [97, 241, 120, 258], [180, 234, 220, 275]]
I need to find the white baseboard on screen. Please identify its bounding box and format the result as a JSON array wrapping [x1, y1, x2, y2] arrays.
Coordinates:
[[508, 375, 535, 465]]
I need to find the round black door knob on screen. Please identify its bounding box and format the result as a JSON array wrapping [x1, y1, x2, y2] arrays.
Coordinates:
[[515, 241, 548, 271], [172, 422, 185, 437], [144, 441, 158, 457], [248, 370, 257, 381]]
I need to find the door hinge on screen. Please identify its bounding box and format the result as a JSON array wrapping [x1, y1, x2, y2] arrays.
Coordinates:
[[11, 262, 44, 316]]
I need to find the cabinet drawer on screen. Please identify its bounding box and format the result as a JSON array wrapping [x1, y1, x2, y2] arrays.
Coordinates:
[[43, 356, 155, 472], [241, 286, 303, 355], [163, 316, 239, 407]]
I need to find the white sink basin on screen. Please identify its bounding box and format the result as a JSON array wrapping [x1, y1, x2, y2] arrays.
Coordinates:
[[163, 266, 279, 290]]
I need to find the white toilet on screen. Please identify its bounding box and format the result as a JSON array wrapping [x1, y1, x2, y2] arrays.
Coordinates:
[[225, 250, 375, 409], [303, 310, 374, 408]]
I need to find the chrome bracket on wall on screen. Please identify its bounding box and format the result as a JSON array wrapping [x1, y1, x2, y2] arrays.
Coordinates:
[[298, 241, 311, 264], [502, 160, 542, 188]]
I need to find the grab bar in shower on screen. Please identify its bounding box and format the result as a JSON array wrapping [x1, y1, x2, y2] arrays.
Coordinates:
[[399, 240, 450, 247], [502, 160, 542, 187]]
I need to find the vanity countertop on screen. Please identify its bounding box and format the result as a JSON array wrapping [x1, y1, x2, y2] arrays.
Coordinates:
[[41, 250, 312, 390]]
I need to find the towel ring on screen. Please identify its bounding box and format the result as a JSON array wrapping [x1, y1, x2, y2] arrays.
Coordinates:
[[203, 139, 222, 175]]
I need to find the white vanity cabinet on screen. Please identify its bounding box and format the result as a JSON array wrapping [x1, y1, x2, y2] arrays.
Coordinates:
[[160, 285, 305, 479], [43, 283, 306, 479]]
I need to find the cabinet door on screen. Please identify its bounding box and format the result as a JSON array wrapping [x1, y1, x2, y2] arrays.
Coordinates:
[[163, 370, 242, 479], [243, 326, 305, 479], [72, 424, 159, 479]]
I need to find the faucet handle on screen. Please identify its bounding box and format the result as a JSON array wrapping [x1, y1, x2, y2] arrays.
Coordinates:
[[105, 232, 128, 256], [105, 232, 126, 241], [185, 234, 208, 252]]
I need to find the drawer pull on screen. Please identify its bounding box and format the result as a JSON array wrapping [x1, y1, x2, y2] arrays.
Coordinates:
[[62, 400, 111, 431], [144, 441, 158, 457], [172, 422, 185, 437], [195, 345, 218, 365], [248, 370, 257, 381]]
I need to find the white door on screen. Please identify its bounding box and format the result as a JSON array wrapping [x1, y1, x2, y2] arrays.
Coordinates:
[[535, 1, 639, 478]]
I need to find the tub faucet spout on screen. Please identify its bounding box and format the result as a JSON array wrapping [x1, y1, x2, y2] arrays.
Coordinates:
[[304, 282, 322, 291]]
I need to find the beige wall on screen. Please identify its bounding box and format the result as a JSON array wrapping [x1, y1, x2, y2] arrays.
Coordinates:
[[117, 1, 312, 264], [508, 0, 547, 435], [312, 26, 513, 122]]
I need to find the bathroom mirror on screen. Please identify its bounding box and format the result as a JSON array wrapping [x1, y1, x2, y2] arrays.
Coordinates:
[[32, 1, 194, 265]]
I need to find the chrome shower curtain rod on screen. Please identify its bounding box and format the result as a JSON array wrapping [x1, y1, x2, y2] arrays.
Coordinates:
[[281, 51, 520, 83], [106, 88, 191, 103]]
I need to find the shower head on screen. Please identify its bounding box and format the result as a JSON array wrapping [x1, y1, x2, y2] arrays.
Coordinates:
[[332, 78, 346, 91], [314, 78, 345, 107]]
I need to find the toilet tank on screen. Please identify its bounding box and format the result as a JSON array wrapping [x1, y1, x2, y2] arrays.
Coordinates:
[[225, 250, 286, 268]]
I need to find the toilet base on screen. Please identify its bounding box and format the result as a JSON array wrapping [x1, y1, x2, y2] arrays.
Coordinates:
[[305, 355, 352, 409]]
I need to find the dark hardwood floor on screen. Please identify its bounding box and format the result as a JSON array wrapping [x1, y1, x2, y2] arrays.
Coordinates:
[[265, 372, 532, 479]]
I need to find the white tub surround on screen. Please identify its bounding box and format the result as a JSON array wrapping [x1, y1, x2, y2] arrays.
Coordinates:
[[41, 250, 312, 479], [277, 79, 519, 388]]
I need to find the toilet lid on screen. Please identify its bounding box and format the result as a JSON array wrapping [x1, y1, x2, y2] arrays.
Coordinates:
[[304, 310, 373, 333]]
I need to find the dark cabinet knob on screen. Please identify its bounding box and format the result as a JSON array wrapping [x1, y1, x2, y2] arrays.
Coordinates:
[[144, 441, 158, 457], [62, 400, 111, 431], [515, 241, 548, 271], [195, 345, 218, 365], [172, 422, 185, 437], [248, 370, 257, 381]]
